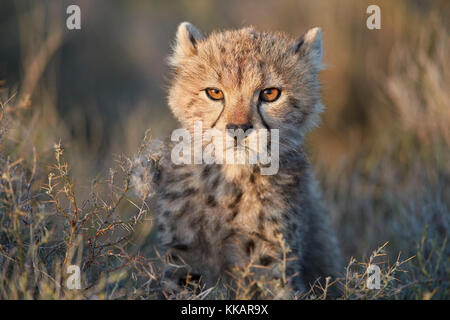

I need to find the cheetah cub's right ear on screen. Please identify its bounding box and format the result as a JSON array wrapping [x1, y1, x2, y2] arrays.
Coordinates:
[[292, 27, 323, 71], [169, 22, 204, 68]]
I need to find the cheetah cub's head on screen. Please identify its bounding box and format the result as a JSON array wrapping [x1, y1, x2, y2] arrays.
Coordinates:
[[167, 22, 324, 175]]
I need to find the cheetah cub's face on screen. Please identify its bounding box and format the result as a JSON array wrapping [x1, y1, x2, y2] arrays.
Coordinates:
[[167, 22, 324, 167]]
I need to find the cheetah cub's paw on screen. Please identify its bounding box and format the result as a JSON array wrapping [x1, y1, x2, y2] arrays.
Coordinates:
[[131, 137, 164, 200]]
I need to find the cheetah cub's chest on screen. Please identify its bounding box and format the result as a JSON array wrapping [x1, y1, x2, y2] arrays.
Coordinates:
[[156, 164, 288, 284]]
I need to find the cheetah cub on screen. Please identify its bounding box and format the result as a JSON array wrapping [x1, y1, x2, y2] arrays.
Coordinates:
[[133, 22, 341, 298]]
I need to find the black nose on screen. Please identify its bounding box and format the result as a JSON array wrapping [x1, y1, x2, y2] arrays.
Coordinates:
[[226, 123, 253, 132]]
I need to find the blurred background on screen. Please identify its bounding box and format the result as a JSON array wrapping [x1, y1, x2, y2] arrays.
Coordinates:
[[0, 0, 449, 298]]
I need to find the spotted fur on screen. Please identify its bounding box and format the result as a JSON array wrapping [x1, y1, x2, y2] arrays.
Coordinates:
[[133, 22, 341, 298]]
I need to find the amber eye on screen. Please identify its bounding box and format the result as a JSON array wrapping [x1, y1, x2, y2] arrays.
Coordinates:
[[260, 88, 281, 102], [205, 88, 224, 101]]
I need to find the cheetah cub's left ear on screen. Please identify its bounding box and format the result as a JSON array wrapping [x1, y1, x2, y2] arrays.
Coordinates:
[[292, 27, 323, 71], [169, 22, 204, 67]]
